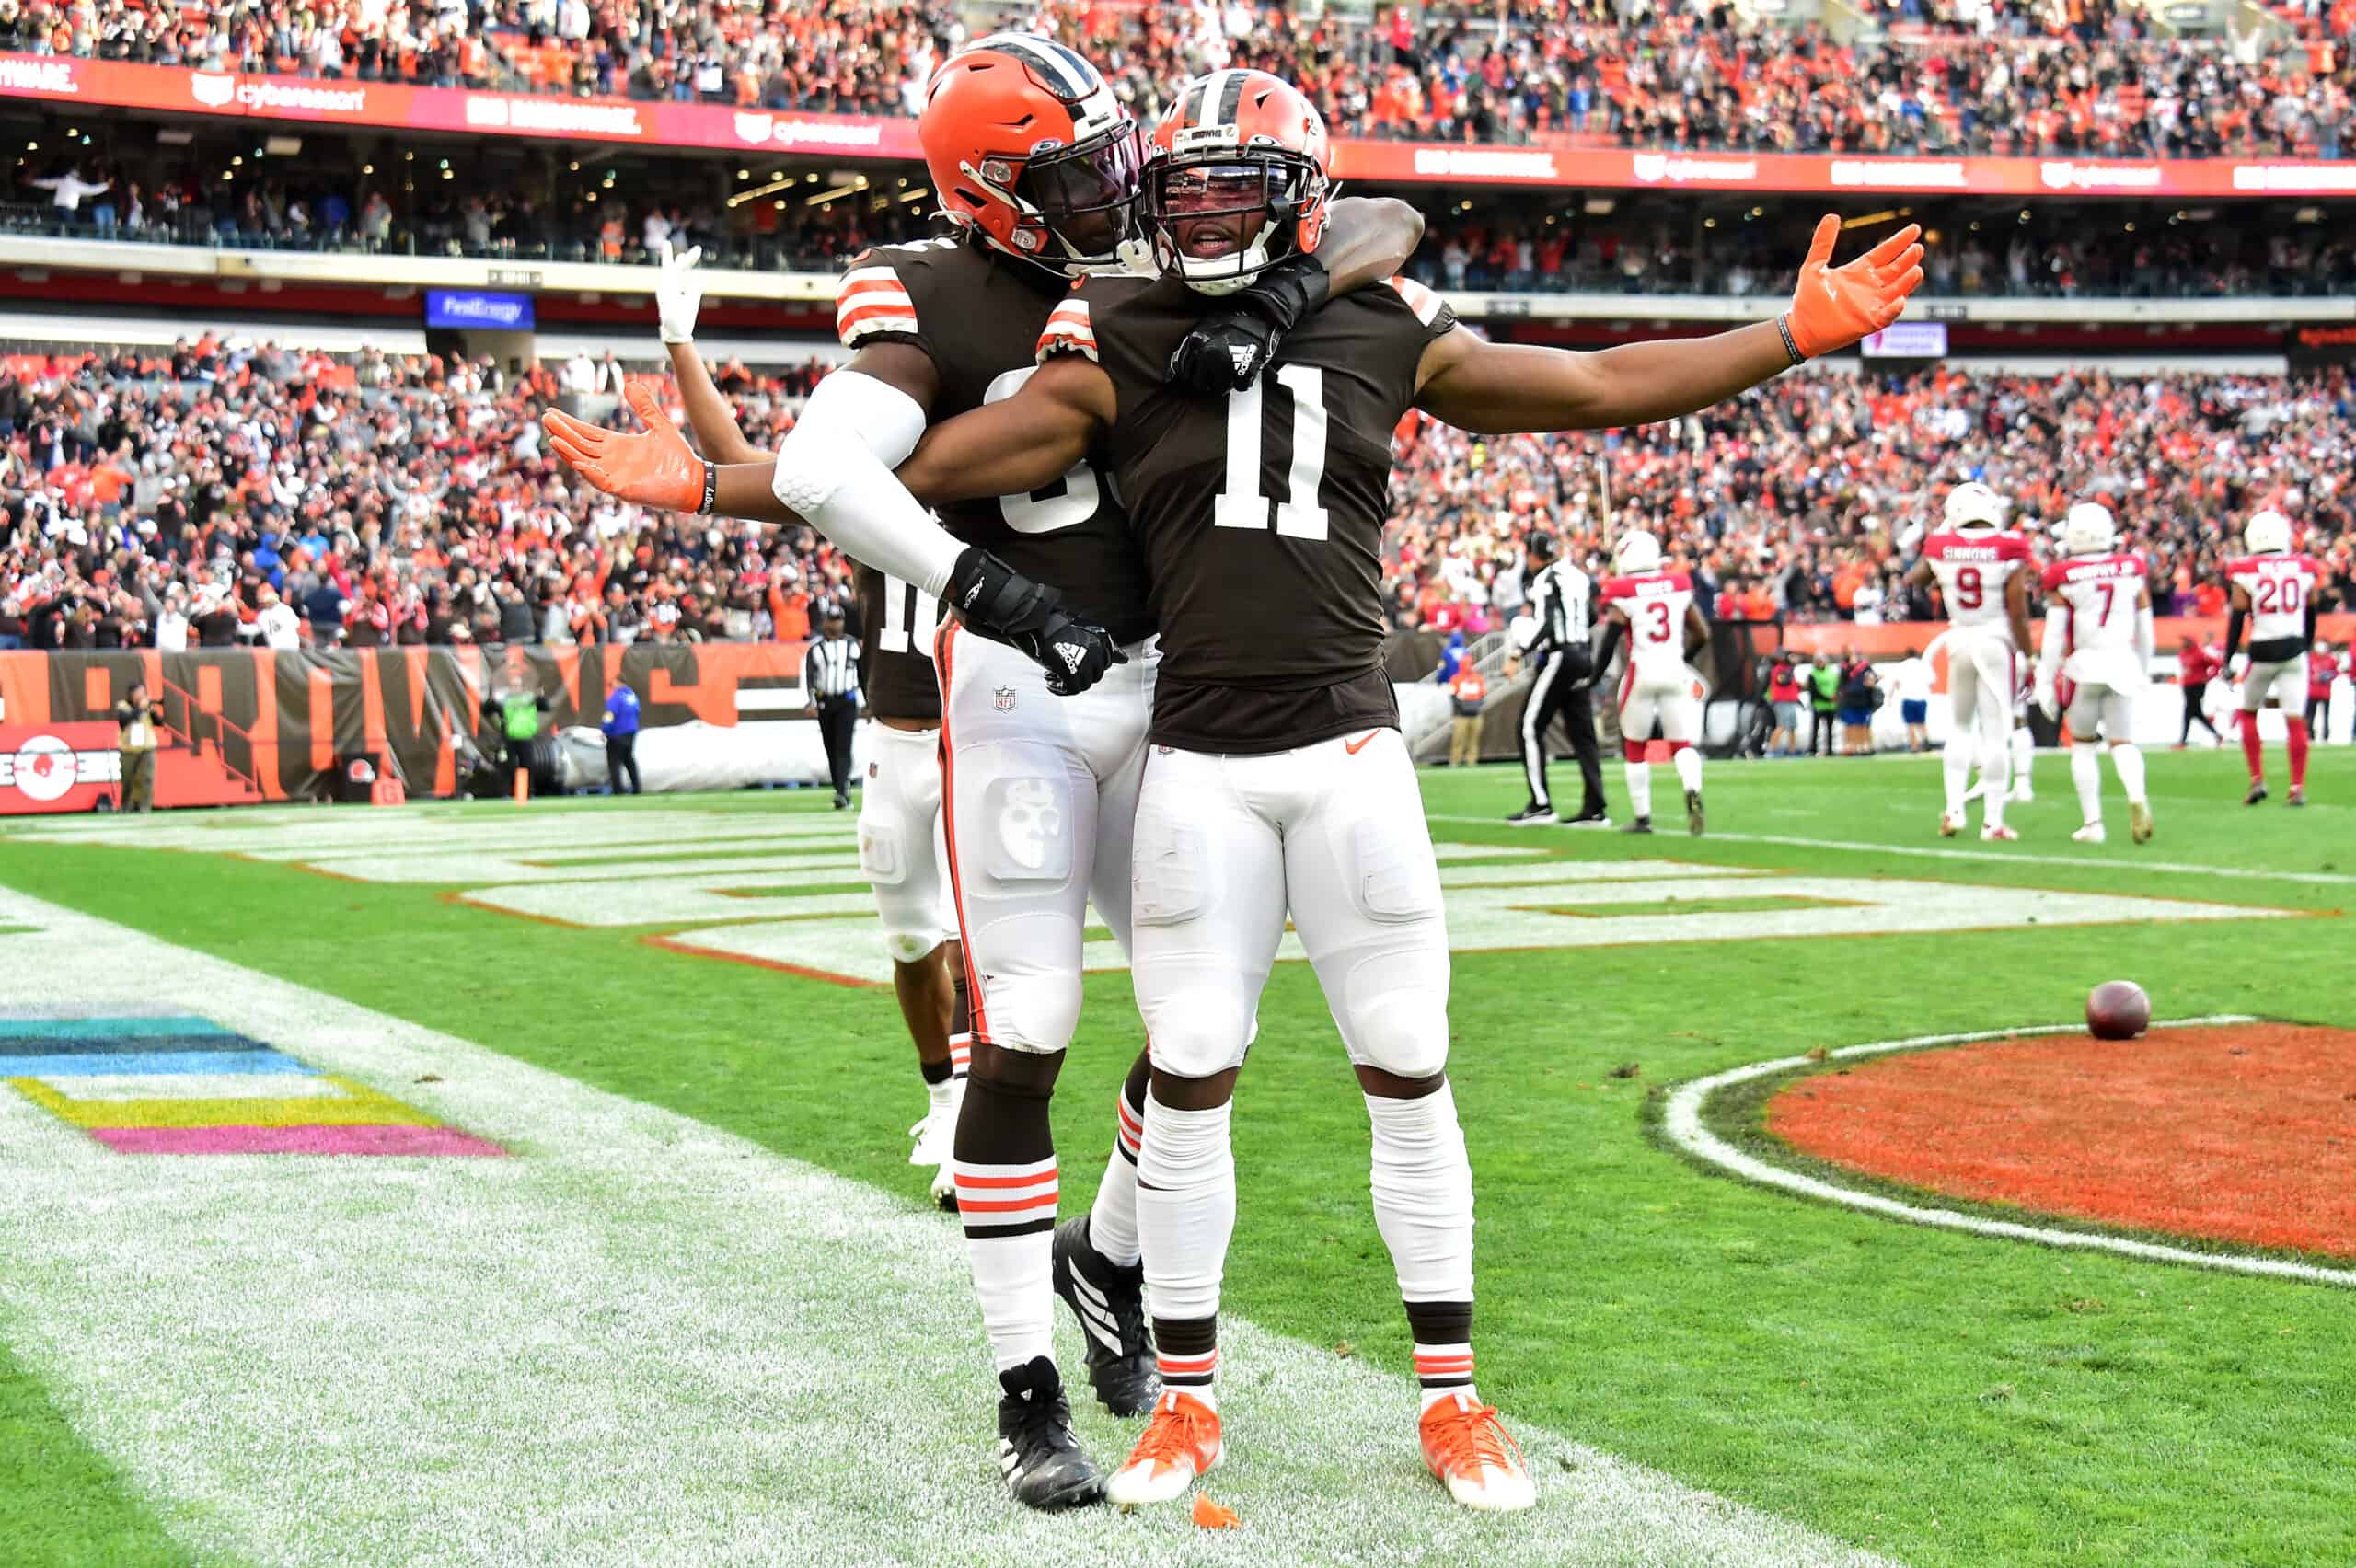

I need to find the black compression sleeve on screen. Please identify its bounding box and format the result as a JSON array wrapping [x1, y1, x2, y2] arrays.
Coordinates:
[[2223, 605, 2246, 664]]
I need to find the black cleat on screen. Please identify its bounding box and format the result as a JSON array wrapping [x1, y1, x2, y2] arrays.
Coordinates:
[[1684, 789, 1705, 836], [1051, 1216, 1159, 1417], [1561, 806, 1611, 828], [996, 1356, 1105, 1510], [1622, 815, 1653, 835], [2245, 781, 2269, 806], [1506, 802, 1558, 826]]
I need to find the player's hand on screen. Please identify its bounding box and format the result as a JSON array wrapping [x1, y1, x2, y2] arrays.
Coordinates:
[[1784, 214, 1924, 359], [544, 382, 710, 513], [1167, 253, 1330, 395], [947, 547, 1127, 696], [655, 239, 704, 346]]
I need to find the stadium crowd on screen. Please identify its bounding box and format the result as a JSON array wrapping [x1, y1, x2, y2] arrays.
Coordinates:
[[3, 0, 2351, 156], [1380, 366, 2356, 635], [0, 342, 857, 651], [5, 344, 2354, 657]]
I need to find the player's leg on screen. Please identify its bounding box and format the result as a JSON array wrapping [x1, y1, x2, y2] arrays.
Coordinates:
[[1618, 666, 1658, 832], [1112, 746, 1286, 1506], [1941, 651, 1979, 835], [2269, 661, 2313, 804], [937, 626, 1111, 1507], [1511, 652, 1560, 823], [2065, 681, 2109, 841], [1052, 651, 1161, 1417], [1658, 677, 1705, 836], [860, 724, 964, 1205], [1972, 645, 2016, 836], [2237, 662, 2274, 801], [2100, 690, 2154, 843], [1282, 730, 1534, 1512]]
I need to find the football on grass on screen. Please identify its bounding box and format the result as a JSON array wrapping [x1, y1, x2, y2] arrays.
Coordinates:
[[2087, 981, 2152, 1041]]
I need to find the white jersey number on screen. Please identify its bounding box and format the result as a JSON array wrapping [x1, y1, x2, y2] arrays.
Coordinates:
[[1214, 364, 1331, 541], [874, 573, 940, 659], [983, 366, 1100, 534]]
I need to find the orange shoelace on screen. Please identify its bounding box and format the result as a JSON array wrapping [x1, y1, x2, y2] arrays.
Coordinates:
[[1426, 1401, 1524, 1477], [1127, 1396, 1216, 1469]]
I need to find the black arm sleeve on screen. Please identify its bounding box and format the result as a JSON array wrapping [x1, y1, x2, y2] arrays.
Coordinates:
[[2306, 598, 2319, 646], [1591, 617, 1624, 674], [2223, 605, 2246, 664]]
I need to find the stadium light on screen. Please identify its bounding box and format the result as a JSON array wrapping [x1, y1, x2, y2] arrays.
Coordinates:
[[898, 186, 930, 204]]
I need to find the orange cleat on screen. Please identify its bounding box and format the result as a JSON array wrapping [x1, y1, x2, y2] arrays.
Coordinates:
[[1420, 1392, 1537, 1513], [1106, 1389, 1222, 1506]]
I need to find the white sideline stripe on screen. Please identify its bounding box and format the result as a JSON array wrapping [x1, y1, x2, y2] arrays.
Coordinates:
[[0, 891, 1890, 1568], [36, 1072, 347, 1102], [1663, 1017, 2356, 1290], [1426, 815, 2356, 885]]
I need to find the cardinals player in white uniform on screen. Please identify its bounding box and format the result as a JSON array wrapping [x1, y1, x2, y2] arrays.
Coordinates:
[[2222, 508, 2322, 807], [1590, 530, 1711, 836], [2034, 502, 2155, 845], [1905, 481, 2033, 839]]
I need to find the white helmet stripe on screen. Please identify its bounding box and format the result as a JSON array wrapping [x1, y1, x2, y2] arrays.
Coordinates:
[[970, 32, 1090, 98]]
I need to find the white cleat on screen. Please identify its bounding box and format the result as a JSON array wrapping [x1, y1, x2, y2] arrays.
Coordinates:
[[1421, 1392, 1537, 1513], [2129, 801, 2154, 845], [1980, 824, 2019, 842], [2012, 785, 2034, 804], [909, 1112, 956, 1211], [2071, 822, 2107, 844], [1939, 810, 1964, 838]]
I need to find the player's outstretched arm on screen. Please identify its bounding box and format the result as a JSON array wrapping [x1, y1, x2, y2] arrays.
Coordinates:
[[895, 352, 1116, 506], [1322, 196, 1427, 294], [1412, 216, 1923, 432], [653, 240, 765, 467]]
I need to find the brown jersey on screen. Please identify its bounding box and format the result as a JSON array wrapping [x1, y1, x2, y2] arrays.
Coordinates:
[[1038, 272, 1457, 753], [836, 237, 1154, 644], [853, 562, 942, 723]]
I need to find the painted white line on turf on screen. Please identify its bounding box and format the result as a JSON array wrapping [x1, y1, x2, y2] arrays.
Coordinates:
[[1426, 817, 2356, 885], [0, 891, 1894, 1568], [1664, 1018, 2356, 1290]]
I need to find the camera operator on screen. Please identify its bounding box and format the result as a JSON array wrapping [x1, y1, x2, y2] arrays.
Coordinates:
[[115, 680, 163, 813]]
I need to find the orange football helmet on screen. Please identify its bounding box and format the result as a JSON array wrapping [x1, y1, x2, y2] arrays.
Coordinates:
[[919, 33, 1141, 276], [1143, 69, 1331, 295]]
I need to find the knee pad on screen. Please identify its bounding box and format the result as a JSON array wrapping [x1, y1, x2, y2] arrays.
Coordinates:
[[861, 822, 953, 963], [1344, 975, 1452, 1080], [1143, 988, 1253, 1079], [960, 749, 1077, 888], [976, 969, 1084, 1055], [1347, 818, 1441, 925]]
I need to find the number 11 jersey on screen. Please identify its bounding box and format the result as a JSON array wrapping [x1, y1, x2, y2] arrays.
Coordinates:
[[1038, 273, 1458, 754]]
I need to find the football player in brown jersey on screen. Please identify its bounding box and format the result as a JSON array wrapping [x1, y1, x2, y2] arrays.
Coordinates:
[[547, 35, 1425, 1512], [876, 70, 1923, 1516], [655, 239, 968, 1212]]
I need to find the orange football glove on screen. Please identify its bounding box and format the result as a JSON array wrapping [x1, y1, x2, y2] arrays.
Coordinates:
[[542, 380, 710, 513], [1784, 213, 1925, 361]]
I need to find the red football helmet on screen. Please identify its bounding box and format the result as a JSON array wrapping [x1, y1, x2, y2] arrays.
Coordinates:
[[919, 33, 1141, 276], [1143, 70, 1332, 295]]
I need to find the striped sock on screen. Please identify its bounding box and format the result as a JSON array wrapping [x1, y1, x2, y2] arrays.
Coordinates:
[[1086, 1051, 1149, 1268], [948, 969, 973, 1082], [1408, 1299, 1474, 1412], [1154, 1316, 1218, 1411], [953, 1071, 1057, 1374]]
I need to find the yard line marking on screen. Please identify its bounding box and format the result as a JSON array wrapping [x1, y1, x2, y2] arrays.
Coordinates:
[[0, 892, 1892, 1568], [1426, 817, 2356, 885], [1664, 1018, 2356, 1290]]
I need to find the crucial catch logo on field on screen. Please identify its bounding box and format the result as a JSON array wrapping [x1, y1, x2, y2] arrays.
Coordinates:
[[1, 1014, 504, 1157]]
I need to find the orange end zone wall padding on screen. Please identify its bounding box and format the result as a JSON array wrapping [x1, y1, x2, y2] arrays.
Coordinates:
[[0, 642, 807, 811]]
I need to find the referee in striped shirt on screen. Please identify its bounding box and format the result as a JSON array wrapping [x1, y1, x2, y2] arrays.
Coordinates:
[[1509, 532, 1609, 826], [806, 610, 862, 809]]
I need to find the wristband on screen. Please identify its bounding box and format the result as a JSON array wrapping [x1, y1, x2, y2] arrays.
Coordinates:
[[699, 459, 717, 515], [1776, 314, 1807, 366]]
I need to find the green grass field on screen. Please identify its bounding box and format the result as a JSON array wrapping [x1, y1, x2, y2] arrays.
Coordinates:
[[1, 746, 2350, 1565]]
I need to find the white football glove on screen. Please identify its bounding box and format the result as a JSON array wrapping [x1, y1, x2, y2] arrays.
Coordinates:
[[655, 239, 703, 346], [2033, 669, 2059, 724]]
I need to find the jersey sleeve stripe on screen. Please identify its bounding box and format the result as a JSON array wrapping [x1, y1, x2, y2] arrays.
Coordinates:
[[1386, 274, 1445, 325], [838, 302, 921, 343], [838, 265, 906, 290], [1036, 299, 1099, 363]]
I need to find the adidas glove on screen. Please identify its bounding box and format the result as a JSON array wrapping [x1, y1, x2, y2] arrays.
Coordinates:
[[1165, 252, 1331, 396], [947, 547, 1127, 697]]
